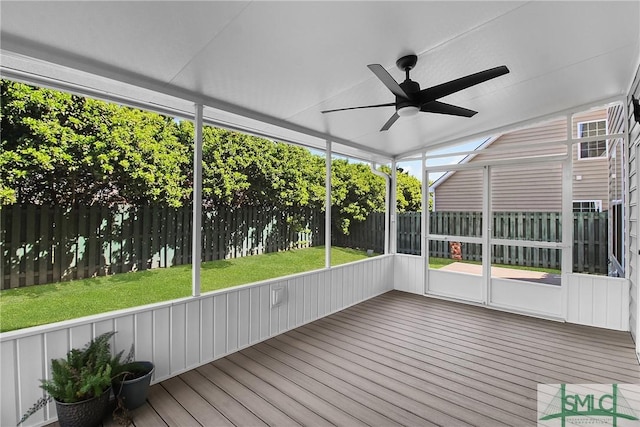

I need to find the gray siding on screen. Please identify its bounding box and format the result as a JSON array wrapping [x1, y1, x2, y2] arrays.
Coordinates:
[[628, 63, 640, 345], [434, 110, 609, 212], [573, 110, 610, 210], [433, 168, 483, 212], [608, 104, 626, 277]]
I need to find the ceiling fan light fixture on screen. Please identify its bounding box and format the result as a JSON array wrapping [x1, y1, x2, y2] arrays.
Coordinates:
[[397, 105, 420, 117]]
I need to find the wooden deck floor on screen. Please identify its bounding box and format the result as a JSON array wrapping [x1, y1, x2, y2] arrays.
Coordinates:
[[88, 291, 640, 426]]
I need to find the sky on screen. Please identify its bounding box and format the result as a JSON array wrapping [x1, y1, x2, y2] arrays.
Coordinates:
[[396, 138, 487, 183], [309, 137, 488, 185]]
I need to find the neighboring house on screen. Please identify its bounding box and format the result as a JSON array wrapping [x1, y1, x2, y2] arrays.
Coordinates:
[[431, 108, 612, 213]]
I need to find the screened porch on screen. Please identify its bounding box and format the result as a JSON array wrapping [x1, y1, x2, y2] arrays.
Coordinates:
[[2, 2, 640, 427]]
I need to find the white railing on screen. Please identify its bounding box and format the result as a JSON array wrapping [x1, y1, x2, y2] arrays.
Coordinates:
[[1, 255, 394, 427]]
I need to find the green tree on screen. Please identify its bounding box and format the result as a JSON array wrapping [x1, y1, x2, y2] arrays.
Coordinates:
[[1, 80, 190, 207], [177, 122, 325, 211], [331, 159, 386, 234], [1, 79, 424, 229]]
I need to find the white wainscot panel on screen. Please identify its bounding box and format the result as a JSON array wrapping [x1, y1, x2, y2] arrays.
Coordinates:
[[170, 303, 186, 373], [185, 300, 201, 369], [0, 255, 394, 427], [394, 255, 424, 294], [17, 335, 45, 426], [567, 273, 629, 331], [490, 278, 562, 319], [428, 269, 483, 302], [1, 340, 18, 426]]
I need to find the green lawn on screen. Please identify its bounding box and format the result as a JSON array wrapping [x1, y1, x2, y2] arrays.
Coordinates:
[[0, 246, 370, 332]]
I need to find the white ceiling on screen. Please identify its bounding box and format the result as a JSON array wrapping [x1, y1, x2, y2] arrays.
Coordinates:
[[1, 1, 638, 162]]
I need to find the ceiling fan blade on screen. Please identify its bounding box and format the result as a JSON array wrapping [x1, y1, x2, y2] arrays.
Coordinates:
[[419, 65, 510, 103], [380, 112, 400, 131], [367, 64, 409, 99], [420, 101, 477, 117], [321, 102, 396, 114]]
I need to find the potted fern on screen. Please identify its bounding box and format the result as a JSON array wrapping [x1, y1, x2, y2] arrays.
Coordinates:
[[19, 331, 123, 427]]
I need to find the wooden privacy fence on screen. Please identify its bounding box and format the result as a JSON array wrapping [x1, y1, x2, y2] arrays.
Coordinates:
[[1, 204, 324, 289], [342, 211, 608, 274]]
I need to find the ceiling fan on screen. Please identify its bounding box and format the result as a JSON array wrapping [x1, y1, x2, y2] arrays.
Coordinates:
[[321, 54, 509, 131]]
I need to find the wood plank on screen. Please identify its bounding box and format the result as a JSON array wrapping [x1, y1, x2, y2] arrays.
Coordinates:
[[128, 401, 167, 427], [213, 356, 317, 424], [76, 204, 87, 279], [197, 363, 299, 426], [370, 294, 635, 358], [258, 339, 444, 427], [206, 354, 365, 426], [10, 206, 22, 288], [281, 329, 522, 426], [241, 344, 433, 427], [333, 305, 629, 384], [1, 208, 7, 288], [99, 207, 109, 275], [25, 205, 36, 286], [175, 206, 183, 266], [37, 206, 50, 285], [151, 205, 160, 268], [358, 296, 639, 379], [160, 376, 231, 427], [301, 319, 536, 410], [179, 370, 266, 426], [142, 205, 151, 269], [121, 206, 132, 273], [382, 292, 638, 356], [145, 382, 201, 426], [273, 332, 491, 426], [88, 205, 98, 276]]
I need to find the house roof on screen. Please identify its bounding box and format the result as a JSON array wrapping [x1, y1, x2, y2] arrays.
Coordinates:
[[1, 1, 638, 163], [429, 136, 497, 190]]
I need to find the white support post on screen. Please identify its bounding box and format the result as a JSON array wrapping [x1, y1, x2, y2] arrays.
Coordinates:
[[423, 153, 429, 294], [482, 166, 491, 304], [325, 141, 332, 268], [384, 175, 390, 254], [192, 104, 203, 297], [421, 153, 427, 258], [561, 113, 573, 319], [370, 163, 390, 254], [390, 160, 398, 254]]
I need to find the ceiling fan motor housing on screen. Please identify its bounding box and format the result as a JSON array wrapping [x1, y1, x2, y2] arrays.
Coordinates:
[[397, 79, 420, 111]]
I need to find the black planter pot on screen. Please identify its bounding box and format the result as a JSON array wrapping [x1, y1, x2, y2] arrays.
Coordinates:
[[54, 387, 111, 427], [113, 361, 154, 410]]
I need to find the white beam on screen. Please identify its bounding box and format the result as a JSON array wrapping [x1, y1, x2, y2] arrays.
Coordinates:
[[395, 96, 626, 161], [192, 104, 203, 297]]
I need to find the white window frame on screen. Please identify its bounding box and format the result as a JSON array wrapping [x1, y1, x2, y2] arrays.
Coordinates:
[[576, 119, 608, 160], [572, 199, 602, 213]]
